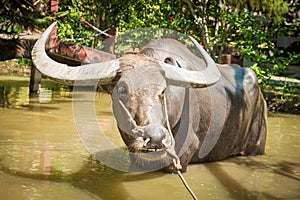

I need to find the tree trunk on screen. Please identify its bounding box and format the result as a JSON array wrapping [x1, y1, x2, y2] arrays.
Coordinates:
[[185, 0, 211, 55]]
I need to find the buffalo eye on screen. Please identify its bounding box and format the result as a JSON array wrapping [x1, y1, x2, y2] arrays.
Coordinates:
[[164, 57, 174, 65], [117, 85, 128, 95]]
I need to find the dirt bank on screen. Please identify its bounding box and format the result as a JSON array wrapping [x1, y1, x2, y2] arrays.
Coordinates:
[[0, 59, 31, 76]]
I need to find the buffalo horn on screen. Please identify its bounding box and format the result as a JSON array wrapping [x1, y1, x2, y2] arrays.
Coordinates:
[[31, 22, 119, 85], [161, 36, 221, 88]]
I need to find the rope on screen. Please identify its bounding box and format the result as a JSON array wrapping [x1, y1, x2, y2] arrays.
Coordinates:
[[81, 17, 112, 38], [163, 93, 174, 141], [177, 170, 199, 200], [163, 95, 199, 200]]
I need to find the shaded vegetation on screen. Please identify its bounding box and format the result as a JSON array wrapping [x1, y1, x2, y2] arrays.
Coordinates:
[[0, 0, 52, 34], [263, 79, 300, 114]]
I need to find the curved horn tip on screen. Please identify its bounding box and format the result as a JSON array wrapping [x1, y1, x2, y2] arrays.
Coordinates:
[[43, 22, 57, 39], [160, 36, 221, 88]]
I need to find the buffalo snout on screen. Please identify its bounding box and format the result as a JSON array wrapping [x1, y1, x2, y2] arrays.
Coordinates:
[[143, 125, 170, 150]]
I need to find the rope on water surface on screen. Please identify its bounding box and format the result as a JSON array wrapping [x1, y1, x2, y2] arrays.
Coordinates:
[[163, 95, 199, 200], [176, 170, 199, 200]]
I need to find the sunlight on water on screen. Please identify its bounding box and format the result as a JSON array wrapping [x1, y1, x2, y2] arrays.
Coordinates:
[[0, 76, 299, 200]]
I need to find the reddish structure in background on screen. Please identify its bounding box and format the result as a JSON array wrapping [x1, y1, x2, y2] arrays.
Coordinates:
[[49, 0, 59, 13], [49, 0, 58, 38]]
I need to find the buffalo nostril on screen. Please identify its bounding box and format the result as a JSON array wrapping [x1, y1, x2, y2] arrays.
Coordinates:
[[143, 137, 162, 148], [143, 126, 167, 149], [143, 137, 151, 147], [144, 136, 164, 149]]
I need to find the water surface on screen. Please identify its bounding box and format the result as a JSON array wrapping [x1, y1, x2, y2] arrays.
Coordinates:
[[0, 76, 299, 200]]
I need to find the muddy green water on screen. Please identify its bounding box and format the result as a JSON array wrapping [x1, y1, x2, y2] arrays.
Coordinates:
[[0, 76, 299, 200]]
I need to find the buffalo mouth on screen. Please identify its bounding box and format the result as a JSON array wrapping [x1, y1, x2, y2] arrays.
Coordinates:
[[128, 137, 174, 171]]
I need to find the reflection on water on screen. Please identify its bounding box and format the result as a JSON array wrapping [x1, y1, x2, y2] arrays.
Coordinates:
[[0, 76, 299, 200], [0, 76, 71, 109]]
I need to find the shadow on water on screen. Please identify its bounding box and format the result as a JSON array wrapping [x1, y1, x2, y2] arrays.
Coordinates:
[[0, 150, 165, 200], [205, 162, 273, 200], [205, 156, 300, 200], [0, 155, 129, 199], [231, 157, 300, 182]]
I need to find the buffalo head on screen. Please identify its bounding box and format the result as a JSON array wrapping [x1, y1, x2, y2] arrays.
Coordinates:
[[32, 22, 221, 172]]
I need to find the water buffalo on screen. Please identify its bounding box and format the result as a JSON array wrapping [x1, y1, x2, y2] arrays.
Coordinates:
[[32, 22, 267, 172]]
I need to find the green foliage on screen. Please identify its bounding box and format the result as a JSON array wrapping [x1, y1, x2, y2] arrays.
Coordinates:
[[228, 12, 300, 86], [17, 58, 32, 66], [114, 0, 193, 32], [1, 0, 298, 88], [227, 0, 289, 24], [55, 0, 95, 46], [53, 0, 199, 48], [278, 0, 300, 37], [0, 0, 50, 34]]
